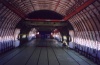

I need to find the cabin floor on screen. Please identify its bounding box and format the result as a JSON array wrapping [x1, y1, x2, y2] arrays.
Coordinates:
[[0, 39, 97, 65]]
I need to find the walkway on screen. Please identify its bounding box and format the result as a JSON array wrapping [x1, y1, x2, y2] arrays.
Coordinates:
[[0, 39, 97, 65]]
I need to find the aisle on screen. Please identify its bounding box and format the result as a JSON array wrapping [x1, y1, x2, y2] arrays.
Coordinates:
[[0, 39, 97, 65]]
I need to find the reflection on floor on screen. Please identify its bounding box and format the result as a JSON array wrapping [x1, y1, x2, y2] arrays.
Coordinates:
[[0, 39, 97, 65]]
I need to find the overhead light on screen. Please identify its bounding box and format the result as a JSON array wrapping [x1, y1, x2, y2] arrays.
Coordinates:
[[22, 35, 26, 38], [37, 32, 39, 34], [46, 19, 51, 21]]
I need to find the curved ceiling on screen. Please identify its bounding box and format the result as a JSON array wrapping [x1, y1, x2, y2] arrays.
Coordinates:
[[6, 0, 77, 16], [1, 0, 94, 21]]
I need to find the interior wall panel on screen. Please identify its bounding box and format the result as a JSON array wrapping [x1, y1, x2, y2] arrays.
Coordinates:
[[74, 15, 86, 52], [68, 1, 100, 63], [85, 8, 99, 57], [75, 14, 87, 52], [81, 10, 94, 53], [77, 13, 93, 54], [69, 18, 78, 31], [85, 8, 97, 56], [5, 12, 16, 48], [0, 3, 21, 53]]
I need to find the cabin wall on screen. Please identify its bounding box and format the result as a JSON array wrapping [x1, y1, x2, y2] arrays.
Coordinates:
[[69, 0, 100, 61], [0, 3, 21, 53]]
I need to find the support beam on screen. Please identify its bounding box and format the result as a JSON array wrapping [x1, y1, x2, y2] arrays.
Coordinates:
[[25, 18, 64, 22], [0, 0, 26, 19], [54, 0, 61, 11], [63, 0, 95, 21]]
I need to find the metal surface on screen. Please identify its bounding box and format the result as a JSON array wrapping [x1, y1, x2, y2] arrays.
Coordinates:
[[64, 0, 95, 20], [0, 0, 26, 19], [0, 39, 97, 65]]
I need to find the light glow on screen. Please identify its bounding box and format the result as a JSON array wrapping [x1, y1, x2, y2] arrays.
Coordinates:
[[22, 35, 26, 38]]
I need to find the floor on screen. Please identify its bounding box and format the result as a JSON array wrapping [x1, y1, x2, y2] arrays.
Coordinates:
[[0, 39, 97, 65]]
